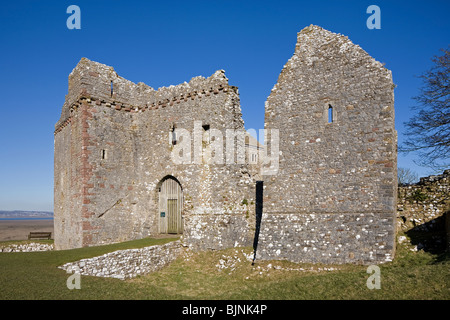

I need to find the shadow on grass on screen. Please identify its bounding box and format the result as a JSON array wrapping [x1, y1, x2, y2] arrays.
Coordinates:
[[406, 214, 448, 255]]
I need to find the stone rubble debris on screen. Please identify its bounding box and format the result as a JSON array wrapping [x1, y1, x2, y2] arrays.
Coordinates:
[[58, 240, 182, 280], [214, 248, 340, 275], [0, 242, 54, 252]]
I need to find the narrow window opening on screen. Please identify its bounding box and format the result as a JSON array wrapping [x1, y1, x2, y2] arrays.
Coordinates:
[[171, 127, 177, 145], [328, 105, 333, 123], [202, 124, 210, 144], [101, 149, 107, 160], [171, 124, 177, 145], [110, 81, 113, 97]]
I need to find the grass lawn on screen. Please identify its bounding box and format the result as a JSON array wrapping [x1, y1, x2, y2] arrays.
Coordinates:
[[0, 234, 448, 300]]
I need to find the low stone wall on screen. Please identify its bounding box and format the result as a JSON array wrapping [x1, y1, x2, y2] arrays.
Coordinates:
[[397, 170, 449, 231], [59, 240, 183, 280], [0, 242, 54, 252], [397, 169, 449, 252], [256, 212, 395, 265]]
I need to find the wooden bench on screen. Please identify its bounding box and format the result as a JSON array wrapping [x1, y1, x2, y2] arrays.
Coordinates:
[[28, 232, 52, 240]]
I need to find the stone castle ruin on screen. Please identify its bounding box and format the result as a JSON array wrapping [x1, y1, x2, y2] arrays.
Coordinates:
[[54, 25, 397, 264]]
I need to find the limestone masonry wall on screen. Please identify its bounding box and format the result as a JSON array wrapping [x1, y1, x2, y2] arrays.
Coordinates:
[[55, 58, 255, 250], [258, 25, 397, 264], [59, 240, 183, 280], [55, 25, 398, 265], [397, 170, 449, 252]]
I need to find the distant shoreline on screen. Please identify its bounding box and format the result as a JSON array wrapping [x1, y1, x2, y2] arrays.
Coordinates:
[[0, 211, 53, 222], [0, 219, 54, 241]]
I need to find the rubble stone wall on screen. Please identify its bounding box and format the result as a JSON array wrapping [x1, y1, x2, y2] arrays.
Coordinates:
[[59, 240, 183, 280], [397, 170, 449, 252]]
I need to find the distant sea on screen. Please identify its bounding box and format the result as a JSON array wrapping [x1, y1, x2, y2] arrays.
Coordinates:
[[0, 217, 54, 221], [0, 210, 53, 221]]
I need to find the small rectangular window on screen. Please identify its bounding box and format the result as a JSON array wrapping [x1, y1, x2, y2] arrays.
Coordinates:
[[110, 81, 113, 97], [172, 129, 177, 145], [101, 149, 107, 160], [202, 124, 210, 144], [171, 124, 177, 145], [328, 105, 333, 123]]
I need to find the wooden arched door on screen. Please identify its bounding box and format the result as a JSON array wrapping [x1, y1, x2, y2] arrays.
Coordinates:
[[158, 177, 183, 234]]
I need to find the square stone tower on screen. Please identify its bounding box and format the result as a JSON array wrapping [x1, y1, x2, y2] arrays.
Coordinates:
[[54, 58, 255, 250]]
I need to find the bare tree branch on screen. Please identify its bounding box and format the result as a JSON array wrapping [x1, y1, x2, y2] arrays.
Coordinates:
[[397, 167, 419, 186], [399, 47, 450, 170]]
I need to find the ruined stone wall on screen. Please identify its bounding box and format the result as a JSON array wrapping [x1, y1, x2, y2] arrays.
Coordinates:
[[54, 100, 93, 249], [55, 26, 399, 260], [59, 241, 183, 280], [54, 118, 83, 250], [55, 58, 255, 250], [258, 25, 397, 264], [136, 74, 255, 250], [397, 170, 449, 252], [55, 59, 145, 249]]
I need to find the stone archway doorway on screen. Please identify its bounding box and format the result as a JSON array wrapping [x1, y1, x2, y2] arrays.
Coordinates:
[[158, 176, 183, 234]]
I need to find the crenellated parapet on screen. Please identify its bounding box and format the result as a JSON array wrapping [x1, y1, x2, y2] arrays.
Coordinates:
[[55, 58, 237, 134]]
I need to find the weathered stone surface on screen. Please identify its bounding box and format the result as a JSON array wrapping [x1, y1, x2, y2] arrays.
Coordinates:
[[0, 242, 54, 252], [54, 59, 255, 250], [259, 25, 397, 264], [184, 214, 251, 251], [54, 25, 397, 265], [397, 170, 449, 231], [59, 241, 183, 280], [256, 212, 394, 264], [397, 170, 449, 252]]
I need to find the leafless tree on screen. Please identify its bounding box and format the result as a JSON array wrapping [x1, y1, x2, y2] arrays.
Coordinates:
[[397, 167, 419, 186], [400, 47, 449, 171]]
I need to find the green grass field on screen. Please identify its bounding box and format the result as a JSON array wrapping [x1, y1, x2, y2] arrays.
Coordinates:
[[0, 235, 448, 300]]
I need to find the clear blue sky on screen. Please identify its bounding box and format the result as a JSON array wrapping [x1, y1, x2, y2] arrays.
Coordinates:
[[0, 0, 449, 211]]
